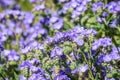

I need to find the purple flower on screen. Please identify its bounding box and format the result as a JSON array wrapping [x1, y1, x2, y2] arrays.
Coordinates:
[[7, 50, 19, 61], [54, 32, 65, 42], [54, 75, 70, 80], [30, 58, 40, 66], [0, 45, 4, 52], [105, 77, 115, 80], [76, 5, 87, 12], [29, 0, 44, 3], [96, 17, 104, 23], [100, 38, 112, 47], [15, 27, 22, 34], [61, 3, 71, 14], [23, 12, 34, 24], [52, 19, 63, 30], [29, 73, 46, 80], [21, 46, 31, 54], [29, 73, 49, 80], [72, 25, 84, 34], [106, 1, 120, 13], [102, 12, 108, 17], [0, 33, 7, 42], [49, 16, 58, 23], [71, 68, 78, 74], [19, 75, 26, 80], [5, 78, 9, 80], [73, 38, 84, 46], [3, 50, 10, 56], [58, 0, 66, 3], [109, 52, 120, 60], [92, 2, 104, 12], [1, 0, 15, 6], [30, 66, 40, 73], [109, 19, 118, 28], [19, 61, 32, 70], [92, 37, 112, 50], [79, 65, 88, 72], [51, 47, 63, 57], [83, 29, 97, 36], [54, 71, 70, 80], [102, 54, 112, 62], [40, 17, 49, 25], [70, 1, 78, 8], [72, 65, 88, 74], [44, 36, 54, 44], [33, 4, 45, 11]]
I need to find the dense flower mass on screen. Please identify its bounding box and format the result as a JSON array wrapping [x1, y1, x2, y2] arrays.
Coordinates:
[[0, 0, 120, 80]]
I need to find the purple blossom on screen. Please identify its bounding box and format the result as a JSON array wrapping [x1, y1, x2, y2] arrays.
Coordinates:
[[54, 74, 70, 80], [96, 17, 104, 23], [109, 19, 118, 28], [7, 50, 19, 61], [58, 0, 66, 3], [0, 45, 4, 52], [30, 66, 41, 73], [52, 19, 63, 30], [54, 32, 65, 42], [73, 38, 84, 46], [49, 16, 59, 23], [54, 70, 70, 80], [71, 10, 81, 18], [79, 65, 88, 72], [30, 58, 40, 66], [19, 75, 26, 80], [102, 54, 112, 62], [92, 2, 104, 12], [29, 0, 44, 3], [72, 65, 88, 74], [92, 37, 112, 50], [33, 4, 45, 11], [19, 61, 32, 70], [51, 47, 63, 57], [70, 1, 78, 8], [72, 25, 84, 34], [109, 49, 120, 60], [29, 73, 47, 80], [102, 12, 108, 17], [106, 1, 120, 13]]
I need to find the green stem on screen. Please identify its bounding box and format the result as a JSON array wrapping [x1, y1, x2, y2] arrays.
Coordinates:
[[0, 73, 5, 80], [66, 55, 73, 63], [79, 49, 94, 80], [27, 67, 30, 80], [103, 0, 107, 4], [112, 36, 120, 54]]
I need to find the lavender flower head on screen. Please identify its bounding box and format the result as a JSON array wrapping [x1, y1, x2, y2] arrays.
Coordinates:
[[51, 47, 63, 57], [92, 37, 112, 50], [92, 2, 104, 12], [7, 50, 20, 61]]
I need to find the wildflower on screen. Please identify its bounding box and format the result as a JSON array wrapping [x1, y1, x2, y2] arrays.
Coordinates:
[[51, 47, 63, 57]]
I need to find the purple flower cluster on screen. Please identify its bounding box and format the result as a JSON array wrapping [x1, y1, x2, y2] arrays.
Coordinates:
[[3, 50, 19, 61], [92, 2, 104, 12], [100, 47, 120, 62], [59, 0, 91, 19], [0, 0, 120, 80], [92, 37, 112, 50]]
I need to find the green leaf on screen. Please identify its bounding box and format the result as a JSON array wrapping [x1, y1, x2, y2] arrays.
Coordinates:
[[95, 73, 99, 80], [87, 17, 97, 23], [63, 46, 73, 54], [63, 22, 73, 30], [14, 72, 19, 80]]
